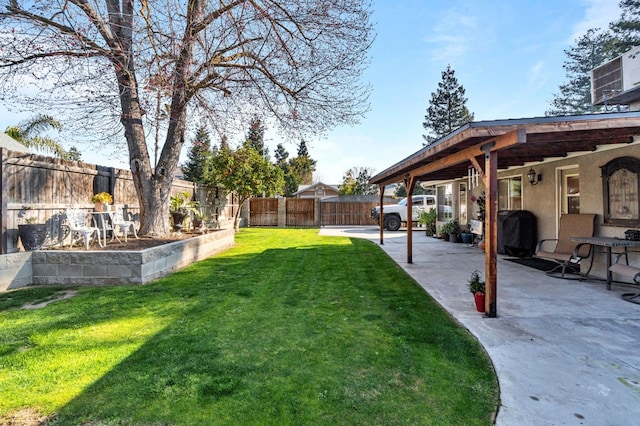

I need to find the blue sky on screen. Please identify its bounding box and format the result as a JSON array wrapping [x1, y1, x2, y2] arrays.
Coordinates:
[[0, 0, 622, 184]]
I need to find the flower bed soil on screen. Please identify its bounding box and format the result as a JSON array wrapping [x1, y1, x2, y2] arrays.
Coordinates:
[[46, 233, 202, 251]]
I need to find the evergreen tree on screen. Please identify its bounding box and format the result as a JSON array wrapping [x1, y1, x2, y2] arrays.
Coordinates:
[[67, 146, 82, 161], [273, 143, 299, 197], [610, 0, 640, 55], [182, 125, 212, 183], [289, 140, 316, 185], [245, 117, 268, 158], [422, 65, 474, 145], [274, 143, 289, 166], [546, 28, 616, 116], [339, 166, 377, 195], [394, 183, 432, 198]]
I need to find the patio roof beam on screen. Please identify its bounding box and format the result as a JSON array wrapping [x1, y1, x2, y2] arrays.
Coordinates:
[[408, 129, 526, 179]]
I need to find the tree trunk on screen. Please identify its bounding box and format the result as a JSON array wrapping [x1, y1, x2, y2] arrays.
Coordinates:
[[111, 2, 198, 237]]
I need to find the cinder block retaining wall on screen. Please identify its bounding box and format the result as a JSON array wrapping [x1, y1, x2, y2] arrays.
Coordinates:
[[0, 229, 234, 292]]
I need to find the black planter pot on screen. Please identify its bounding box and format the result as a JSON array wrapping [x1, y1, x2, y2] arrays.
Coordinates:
[[18, 224, 48, 251], [171, 212, 188, 232]]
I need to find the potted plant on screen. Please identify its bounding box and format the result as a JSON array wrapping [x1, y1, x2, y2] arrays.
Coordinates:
[[460, 225, 474, 244], [468, 270, 486, 312], [440, 219, 460, 242], [170, 191, 199, 232], [17, 210, 47, 251], [418, 208, 437, 236], [192, 207, 207, 231], [91, 192, 113, 212]]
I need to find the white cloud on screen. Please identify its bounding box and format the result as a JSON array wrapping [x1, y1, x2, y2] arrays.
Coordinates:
[[570, 0, 621, 42], [424, 9, 479, 62], [528, 61, 548, 89]]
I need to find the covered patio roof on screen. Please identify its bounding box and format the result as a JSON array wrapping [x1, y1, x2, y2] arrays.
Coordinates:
[[369, 112, 640, 318], [370, 112, 640, 186]]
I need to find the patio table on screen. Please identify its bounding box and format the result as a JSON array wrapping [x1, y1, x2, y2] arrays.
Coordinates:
[[570, 236, 640, 290]]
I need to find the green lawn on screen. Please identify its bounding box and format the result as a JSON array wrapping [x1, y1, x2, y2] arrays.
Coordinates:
[[0, 228, 498, 425]]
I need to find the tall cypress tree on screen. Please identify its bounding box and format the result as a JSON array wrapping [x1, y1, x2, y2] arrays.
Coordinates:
[[182, 125, 212, 183], [244, 117, 268, 158], [422, 65, 474, 145], [289, 140, 316, 185]]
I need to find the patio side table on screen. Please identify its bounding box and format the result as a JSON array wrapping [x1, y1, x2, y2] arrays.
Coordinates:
[[570, 236, 640, 290]]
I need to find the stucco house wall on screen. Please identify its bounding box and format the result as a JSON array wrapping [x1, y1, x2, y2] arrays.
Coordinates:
[[457, 139, 640, 280]]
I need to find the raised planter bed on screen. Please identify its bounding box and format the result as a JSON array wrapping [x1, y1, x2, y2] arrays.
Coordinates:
[[0, 229, 234, 291]]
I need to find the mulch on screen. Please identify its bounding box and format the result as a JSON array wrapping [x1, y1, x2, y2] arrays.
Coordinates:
[[45, 233, 202, 251]]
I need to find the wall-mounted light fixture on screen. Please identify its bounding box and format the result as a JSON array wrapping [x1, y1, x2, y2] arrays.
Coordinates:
[[527, 167, 542, 186]]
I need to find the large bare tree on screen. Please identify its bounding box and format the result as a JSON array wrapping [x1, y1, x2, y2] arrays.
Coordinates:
[[0, 0, 374, 235]]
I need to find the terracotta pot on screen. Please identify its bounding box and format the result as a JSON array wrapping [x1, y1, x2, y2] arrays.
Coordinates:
[[474, 292, 485, 312], [477, 240, 485, 251]]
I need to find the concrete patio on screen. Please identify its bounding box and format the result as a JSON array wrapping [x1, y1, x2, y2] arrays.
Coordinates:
[[319, 226, 640, 426]]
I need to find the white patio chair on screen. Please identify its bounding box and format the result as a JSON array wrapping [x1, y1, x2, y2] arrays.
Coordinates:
[[65, 208, 102, 250], [110, 207, 138, 242]]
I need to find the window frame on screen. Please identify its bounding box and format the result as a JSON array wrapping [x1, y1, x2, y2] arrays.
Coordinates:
[[498, 175, 522, 211]]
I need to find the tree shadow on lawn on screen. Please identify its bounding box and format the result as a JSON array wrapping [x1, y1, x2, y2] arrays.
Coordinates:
[[18, 236, 497, 425]]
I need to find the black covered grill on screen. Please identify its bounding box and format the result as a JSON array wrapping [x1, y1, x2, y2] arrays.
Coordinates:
[[498, 210, 537, 257]]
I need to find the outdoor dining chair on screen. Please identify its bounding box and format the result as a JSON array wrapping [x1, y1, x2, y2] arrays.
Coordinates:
[[109, 207, 138, 243], [65, 208, 102, 250], [535, 213, 596, 279]]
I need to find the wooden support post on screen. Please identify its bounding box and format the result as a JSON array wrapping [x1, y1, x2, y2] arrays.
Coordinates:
[[0, 149, 5, 255], [379, 186, 384, 245], [405, 175, 416, 264], [483, 147, 498, 317]]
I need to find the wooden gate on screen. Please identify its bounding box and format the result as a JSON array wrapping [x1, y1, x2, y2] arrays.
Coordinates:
[[249, 198, 278, 226], [320, 201, 379, 226], [286, 198, 315, 227]]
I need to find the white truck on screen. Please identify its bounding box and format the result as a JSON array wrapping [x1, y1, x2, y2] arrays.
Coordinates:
[[371, 195, 436, 231]]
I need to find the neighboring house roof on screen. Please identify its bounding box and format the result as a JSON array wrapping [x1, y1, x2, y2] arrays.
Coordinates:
[[0, 132, 30, 153], [293, 181, 339, 196], [370, 112, 640, 186]]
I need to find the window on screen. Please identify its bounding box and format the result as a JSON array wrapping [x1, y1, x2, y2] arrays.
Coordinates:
[[565, 174, 580, 214], [498, 176, 522, 211], [602, 157, 640, 226], [437, 184, 453, 221], [459, 183, 467, 225]]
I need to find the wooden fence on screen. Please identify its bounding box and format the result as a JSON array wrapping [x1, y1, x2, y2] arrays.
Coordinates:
[[1, 148, 235, 254], [320, 201, 379, 226], [287, 198, 315, 226], [248, 197, 380, 227], [249, 198, 279, 226]]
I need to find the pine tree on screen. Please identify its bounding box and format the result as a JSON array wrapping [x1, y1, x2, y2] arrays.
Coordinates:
[[610, 0, 640, 54], [274, 143, 289, 166], [244, 117, 268, 158], [422, 65, 474, 145], [182, 125, 212, 183], [546, 29, 616, 116], [289, 140, 316, 185]]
